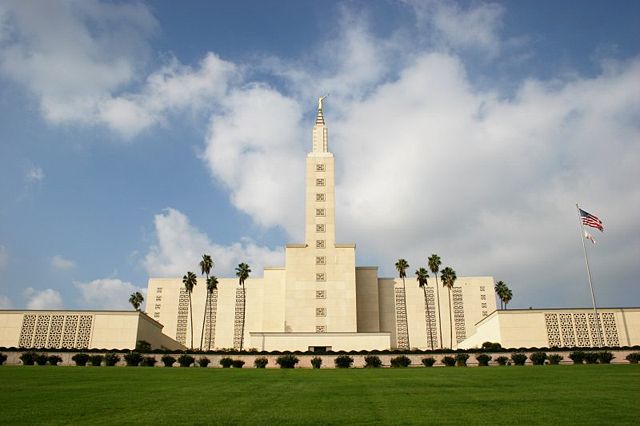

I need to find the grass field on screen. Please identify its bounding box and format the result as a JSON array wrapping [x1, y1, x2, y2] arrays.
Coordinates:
[[1, 365, 638, 425]]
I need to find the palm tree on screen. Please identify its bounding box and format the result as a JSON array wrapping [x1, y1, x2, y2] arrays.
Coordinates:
[[428, 254, 443, 348], [128, 291, 144, 311], [495, 280, 507, 309], [182, 271, 197, 350], [440, 266, 457, 349], [205, 275, 218, 351], [394, 259, 410, 349], [235, 262, 251, 351], [416, 267, 434, 349], [503, 287, 513, 309], [199, 254, 214, 350]]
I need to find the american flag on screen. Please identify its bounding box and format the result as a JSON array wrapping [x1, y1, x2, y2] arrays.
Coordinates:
[[579, 208, 604, 232]]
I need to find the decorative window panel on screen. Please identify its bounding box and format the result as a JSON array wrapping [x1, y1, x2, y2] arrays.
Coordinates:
[[153, 313, 160, 318], [482, 311, 488, 316], [154, 304, 161, 310], [480, 286, 485, 291], [155, 296, 162, 301], [316, 224, 325, 232], [316, 273, 326, 282], [452, 287, 466, 343], [19, 313, 93, 349], [316, 290, 326, 299], [602, 313, 619, 346], [316, 208, 325, 216], [18, 314, 36, 347], [233, 288, 246, 350], [156, 287, 163, 293], [480, 294, 486, 300], [559, 313, 575, 347], [175, 288, 189, 345], [545, 314, 561, 347], [316, 178, 325, 186], [423, 287, 438, 349], [481, 303, 487, 308], [394, 287, 409, 350], [203, 289, 219, 350], [316, 240, 325, 249], [316, 164, 325, 172], [316, 308, 326, 317], [316, 256, 326, 265], [316, 325, 327, 333], [316, 193, 325, 202]]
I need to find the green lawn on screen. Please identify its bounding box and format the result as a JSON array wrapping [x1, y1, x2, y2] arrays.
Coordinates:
[[1, 365, 638, 425]]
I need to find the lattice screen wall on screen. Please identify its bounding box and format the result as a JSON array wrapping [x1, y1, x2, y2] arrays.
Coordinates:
[[18, 313, 93, 349], [423, 287, 438, 349], [545, 312, 619, 347], [452, 287, 466, 343], [394, 287, 409, 350], [233, 287, 246, 350]]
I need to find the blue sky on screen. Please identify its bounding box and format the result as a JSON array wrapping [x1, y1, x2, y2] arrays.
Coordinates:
[[0, 0, 638, 311]]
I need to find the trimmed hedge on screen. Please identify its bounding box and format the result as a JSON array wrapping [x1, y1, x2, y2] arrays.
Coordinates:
[[511, 353, 527, 366], [123, 352, 143, 367], [232, 359, 245, 368], [442, 356, 455, 367], [104, 352, 120, 366], [364, 355, 382, 368], [625, 352, 640, 364], [198, 357, 211, 368], [90, 355, 104, 366], [220, 357, 234, 368], [161, 355, 176, 367], [277, 355, 299, 368], [334, 355, 354, 368], [548, 354, 563, 365], [476, 354, 491, 366], [390, 355, 411, 368], [529, 352, 547, 366], [455, 353, 469, 367], [310, 357, 322, 369], [254, 357, 268, 368], [421, 357, 436, 367], [177, 354, 195, 367], [72, 353, 90, 366], [495, 356, 509, 366]]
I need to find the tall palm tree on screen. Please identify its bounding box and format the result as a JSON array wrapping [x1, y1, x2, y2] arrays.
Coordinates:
[[235, 262, 251, 351], [440, 266, 457, 349], [394, 259, 410, 350], [205, 275, 218, 351], [199, 254, 214, 350], [128, 291, 144, 311], [503, 287, 513, 309], [495, 280, 506, 309], [428, 254, 443, 348], [416, 267, 434, 350], [182, 271, 197, 350]]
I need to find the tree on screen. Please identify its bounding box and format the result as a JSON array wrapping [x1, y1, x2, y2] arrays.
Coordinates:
[[428, 254, 443, 348], [235, 262, 251, 351], [199, 254, 214, 350], [440, 266, 457, 349], [394, 258, 410, 349], [182, 271, 198, 350], [128, 291, 144, 311], [495, 280, 507, 309], [205, 276, 218, 351], [503, 287, 513, 309], [416, 267, 434, 349]]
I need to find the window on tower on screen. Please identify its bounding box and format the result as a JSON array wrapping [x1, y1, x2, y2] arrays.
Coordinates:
[[316, 308, 326, 317], [316, 240, 325, 249], [316, 290, 326, 299], [316, 325, 327, 333], [316, 256, 326, 265], [316, 164, 325, 172], [316, 208, 325, 216], [316, 193, 325, 202], [316, 224, 325, 232], [316, 273, 326, 282], [316, 178, 325, 186]]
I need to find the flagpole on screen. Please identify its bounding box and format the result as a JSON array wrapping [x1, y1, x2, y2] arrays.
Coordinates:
[[575, 203, 603, 347]]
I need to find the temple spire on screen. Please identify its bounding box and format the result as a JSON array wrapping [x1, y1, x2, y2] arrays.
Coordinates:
[[315, 95, 327, 125], [312, 96, 329, 153]]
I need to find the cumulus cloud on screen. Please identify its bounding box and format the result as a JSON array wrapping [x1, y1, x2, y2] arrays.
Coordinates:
[[24, 288, 64, 310], [50, 255, 76, 271], [75, 278, 145, 310], [143, 208, 283, 277], [0, 294, 11, 309]]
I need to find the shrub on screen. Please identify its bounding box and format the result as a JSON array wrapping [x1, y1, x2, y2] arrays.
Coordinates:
[[0, 353, 7, 365], [455, 353, 469, 367], [254, 357, 268, 368], [625, 352, 640, 364], [334, 355, 354, 369], [89, 355, 104, 366], [482, 342, 502, 351], [135, 340, 152, 352], [48, 355, 62, 366], [421, 357, 436, 367], [20, 351, 38, 365], [232, 359, 245, 368], [141, 356, 157, 367], [598, 351, 614, 364], [584, 352, 599, 364], [529, 352, 547, 366], [548, 354, 563, 365], [390, 355, 411, 368], [476, 354, 492, 367], [178, 354, 195, 367], [198, 357, 211, 368], [220, 357, 234, 368], [310, 357, 322, 369], [364, 355, 382, 368], [569, 351, 586, 364], [104, 352, 120, 367], [35, 354, 48, 366], [161, 355, 176, 367], [276, 354, 299, 369], [441, 356, 456, 367], [123, 352, 143, 366], [72, 353, 90, 366], [495, 356, 509, 366], [511, 353, 527, 366]]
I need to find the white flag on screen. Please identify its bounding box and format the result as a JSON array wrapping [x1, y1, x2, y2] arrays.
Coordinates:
[[584, 230, 596, 244]]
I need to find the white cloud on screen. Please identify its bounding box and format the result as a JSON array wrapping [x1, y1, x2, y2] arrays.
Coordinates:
[[0, 245, 8, 270], [75, 278, 145, 310], [144, 208, 283, 278], [25, 166, 44, 182], [0, 294, 11, 309], [24, 288, 64, 310], [51, 255, 76, 271]]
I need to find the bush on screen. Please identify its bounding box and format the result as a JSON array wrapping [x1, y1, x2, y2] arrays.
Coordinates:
[[104, 352, 120, 367], [548, 354, 564, 365], [140, 356, 157, 367], [625, 352, 640, 364], [124, 352, 143, 366], [254, 357, 268, 368], [529, 352, 547, 366], [455, 353, 469, 367], [584, 352, 599, 364], [161, 355, 176, 367], [48, 355, 62, 366], [495, 356, 509, 366], [364, 355, 382, 368], [441, 356, 455, 367], [0, 353, 7, 365], [72, 353, 90, 366], [421, 357, 436, 367], [310, 357, 322, 369], [35, 354, 48, 366], [390, 355, 411, 368], [89, 355, 104, 366], [511, 353, 527, 366], [178, 354, 195, 367], [198, 357, 211, 368], [135, 340, 152, 352], [220, 357, 234, 368], [482, 342, 502, 351], [232, 359, 245, 368], [20, 352, 38, 365], [569, 351, 585, 364], [334, 355, 354, 369], [598, 351, 614, 364], [476, 354, 492, 367], [276, 354, 299, 369]]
